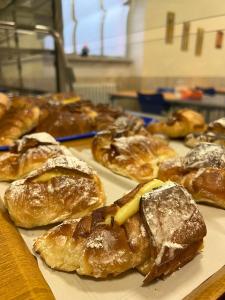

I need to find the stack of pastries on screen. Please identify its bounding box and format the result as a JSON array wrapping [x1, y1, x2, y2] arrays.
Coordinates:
[[0, 93, 129, 144]]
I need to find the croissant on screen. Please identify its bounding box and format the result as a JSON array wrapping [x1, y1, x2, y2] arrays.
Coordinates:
[[158, 143, 225, 209], [0, 102, 40, 146], [92, 124, 176, 182], [0, 132, 73, 181], [34, 180, 206, 285], [147, 109, 207, 138], [34, 100, 97, 137], [4, 155, 105, 228], [0, 93, 10, 120]]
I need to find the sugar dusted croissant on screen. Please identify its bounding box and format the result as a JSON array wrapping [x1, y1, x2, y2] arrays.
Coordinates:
[[147, 109, 207, 138], [158, 143, 225, 208], [0, 132, 73, 181], [34, 180, 206, 284], [92, 124, 176, 182], [4, 155, 105, 228]]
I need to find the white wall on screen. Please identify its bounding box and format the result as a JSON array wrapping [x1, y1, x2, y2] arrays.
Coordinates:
[[140, 0, 225, 78], [2, 0, 225, 92]]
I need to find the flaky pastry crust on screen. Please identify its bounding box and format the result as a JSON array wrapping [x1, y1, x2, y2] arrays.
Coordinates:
[[147, 109, 207, 138], [158, 143, 225, 208], [92, 125, 176, 182], [34, 182, 206, 284], [0, 132, 72, 181], [4, 156, 105, 228]]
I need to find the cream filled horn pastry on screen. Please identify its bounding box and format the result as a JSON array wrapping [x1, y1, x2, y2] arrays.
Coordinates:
[[92, 127, 176, 182], [34, 180, 206, 285], [0, 132, 73, 181], [4, 155, 105, 228], [158, 143, 225, 209]]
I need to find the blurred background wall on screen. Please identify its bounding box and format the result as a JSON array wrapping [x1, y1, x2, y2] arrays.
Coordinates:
[[1, 0, 225, 93]]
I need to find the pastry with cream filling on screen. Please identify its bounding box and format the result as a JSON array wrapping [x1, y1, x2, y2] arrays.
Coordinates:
[[0, 132, 72, 181], [92, 124, 176, 182], [34, 180, 206, 284], [4, 155, 105, 228]]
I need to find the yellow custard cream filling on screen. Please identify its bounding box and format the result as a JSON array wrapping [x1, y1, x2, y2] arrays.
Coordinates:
[[114, 179, 163, 225], [32, 169, 75, 182]]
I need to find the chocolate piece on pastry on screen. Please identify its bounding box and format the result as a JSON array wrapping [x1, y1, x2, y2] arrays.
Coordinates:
[[34, 180, 206, 284], [147, 109, 207, 138], [158, 143, 225, 208], [0, 132, 72, 181], [4, 155, 105, 228], [92, 128, 176, 182]]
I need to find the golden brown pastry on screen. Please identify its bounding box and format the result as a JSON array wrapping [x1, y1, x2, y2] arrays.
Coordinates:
[[92, 125, 176, 182], [0, 93, 10, 120], [34, 180, 206, 284], [158, 143, 225, 208], [4, 155, 105, 228], [44, 92, 81, 105], [0, 132, 72, 181], [0, 101, 40, 146], [34, 96, 127, 137], [34, 100, 97, 137], [185, 117, 225, 148], [208, 117, 225, 135], [147, 109, 207, 138], [185, 132, 225, 148]]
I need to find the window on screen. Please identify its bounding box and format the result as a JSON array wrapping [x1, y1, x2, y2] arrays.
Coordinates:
[[61, 0, 130, 57]]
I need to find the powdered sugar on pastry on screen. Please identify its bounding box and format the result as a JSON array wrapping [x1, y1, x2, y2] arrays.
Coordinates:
[[26, 155, 95, 179], [183, 143, 225, 169], [16, 132, 59, 152], [113, 135, 148, 152], [141, 183, 205, 266]]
